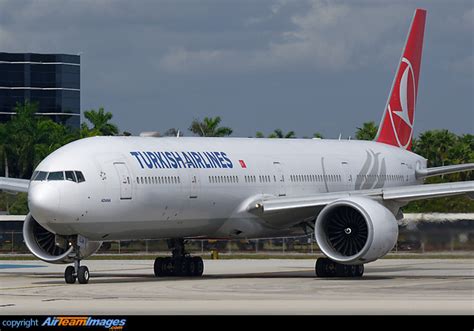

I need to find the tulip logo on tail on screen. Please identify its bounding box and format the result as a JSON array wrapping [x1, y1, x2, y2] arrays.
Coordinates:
[[389, 57, 416, 149], [376, 8, 426, 151]]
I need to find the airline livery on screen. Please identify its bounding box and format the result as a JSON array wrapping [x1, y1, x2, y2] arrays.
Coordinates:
[[1, 9, 473, 284]]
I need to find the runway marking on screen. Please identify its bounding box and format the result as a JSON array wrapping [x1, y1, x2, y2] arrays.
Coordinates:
[[0, 264, 45, 269], [0, 284, 69, 291]]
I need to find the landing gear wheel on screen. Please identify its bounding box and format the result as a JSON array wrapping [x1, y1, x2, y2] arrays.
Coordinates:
[[64, 266, 76, 284], [157, 239, 205, 277], [174, 258, 189, 276], [348, 265, 358, 277], [163, 257, 173, 276], [316, 258, 336, 277], [336, 264, 351, 277], [192, 257, 204, 277], [355, 264, 364, 277], [187, 257, 196, 276], [77, 266, 90, 284], [154, 257, 165, 277], [315, 258, 328, 277]]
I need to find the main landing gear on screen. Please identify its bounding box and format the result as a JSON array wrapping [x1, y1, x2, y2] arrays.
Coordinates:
[[64, 257, 90, 284], [154, 239, 204, 277], [315, 257, 364, 278]]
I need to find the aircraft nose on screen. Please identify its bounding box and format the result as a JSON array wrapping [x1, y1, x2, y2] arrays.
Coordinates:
[[28, 183, 60, 223]]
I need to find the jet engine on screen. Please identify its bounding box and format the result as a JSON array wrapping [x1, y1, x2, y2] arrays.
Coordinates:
[[315, 197, 398, 264], [23, 213, 102, 264]]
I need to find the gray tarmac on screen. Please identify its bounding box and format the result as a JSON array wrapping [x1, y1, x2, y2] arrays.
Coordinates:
[[0, 259, 473, 315]]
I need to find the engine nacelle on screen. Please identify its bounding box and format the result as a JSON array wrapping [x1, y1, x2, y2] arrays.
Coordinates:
[[315, 197, 398, 264], [23, 213, 102, 264]]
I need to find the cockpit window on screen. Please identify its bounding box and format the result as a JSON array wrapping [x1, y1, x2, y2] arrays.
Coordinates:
[[47, 171, 64, 181], [75, 171, 85, 183], [31, 170, 84, 182], [33, 171, 48, 181], [65, 171, 77, 182]]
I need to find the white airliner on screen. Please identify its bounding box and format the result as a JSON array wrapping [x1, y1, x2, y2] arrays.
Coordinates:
[[1, 8, 473, 284]]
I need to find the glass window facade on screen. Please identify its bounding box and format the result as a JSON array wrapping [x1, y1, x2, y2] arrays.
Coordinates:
[[0, 53, 80, 128]]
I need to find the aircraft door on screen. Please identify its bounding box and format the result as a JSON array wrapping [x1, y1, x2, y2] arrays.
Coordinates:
[[114, 162, 132, 199], [273, 161, 286, 196], [341, 161, 352, 190], [187, 169, 199, 199]]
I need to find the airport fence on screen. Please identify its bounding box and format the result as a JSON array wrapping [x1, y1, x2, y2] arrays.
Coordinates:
[[1, 228, 473, 255], [1, 213, 473, 255]]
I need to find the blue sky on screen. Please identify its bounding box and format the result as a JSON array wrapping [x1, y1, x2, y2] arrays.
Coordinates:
[[1, 0, 472, 137]]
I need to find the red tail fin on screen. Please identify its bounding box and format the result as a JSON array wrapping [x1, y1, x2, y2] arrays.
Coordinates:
[[375, 9, 426, 150]]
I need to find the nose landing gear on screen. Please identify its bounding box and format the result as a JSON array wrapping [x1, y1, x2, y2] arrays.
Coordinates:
[[64, 245, 90, 284], [154, 239, 204, 278]]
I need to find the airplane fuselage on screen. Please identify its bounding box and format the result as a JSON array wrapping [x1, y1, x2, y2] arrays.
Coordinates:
[[28, 136, 426, 241]]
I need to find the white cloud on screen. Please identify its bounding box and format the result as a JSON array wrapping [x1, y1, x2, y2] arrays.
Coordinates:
[[159, 0, 411, 73]]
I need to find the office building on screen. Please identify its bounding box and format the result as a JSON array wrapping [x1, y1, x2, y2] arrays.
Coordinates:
[[0, 52, 80, 128]]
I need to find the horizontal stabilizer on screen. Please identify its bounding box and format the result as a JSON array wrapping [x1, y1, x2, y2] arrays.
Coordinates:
[[415, 163, 474, 179]]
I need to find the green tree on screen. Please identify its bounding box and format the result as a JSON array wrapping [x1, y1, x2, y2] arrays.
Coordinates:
[[355, 121, 378, 140], [34, 120, 79, 166], [313, 132, 324, 139], [412, 129, 458, 168], [2, 101, 81, 179], [189, 116, 232, 137], [83, 107, 118, 136], [4, 101, 41, 178], [255, 129, 296, 138], [268, 129, 296, 138], [406, 129, 474, 212]]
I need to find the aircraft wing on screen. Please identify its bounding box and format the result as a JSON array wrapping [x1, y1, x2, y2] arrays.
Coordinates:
[[252, 181, 474, 213], [0, 177, 30, 193]]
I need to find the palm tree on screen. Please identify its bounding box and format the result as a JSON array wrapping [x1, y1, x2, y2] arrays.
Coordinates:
[[355, 121, 378, 140], [189, 116, 232, 137], [313, 132, 324, 139], [413, 129, 457, 168], [268, 129, 296, 138], [83, 107, 118, 136]]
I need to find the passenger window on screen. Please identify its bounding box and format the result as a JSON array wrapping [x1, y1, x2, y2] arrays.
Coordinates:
[[65, 171, 76, 182], [75, 171, 86, 183], [48, 171, 64, 181]]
